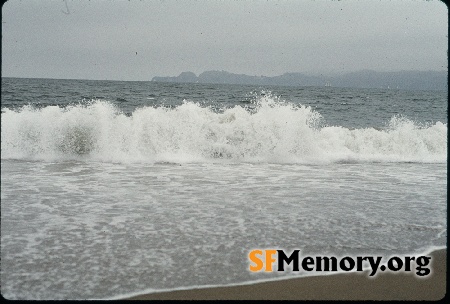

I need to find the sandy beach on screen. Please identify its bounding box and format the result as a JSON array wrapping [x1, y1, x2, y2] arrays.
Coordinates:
[[127, 249, 446, 300]]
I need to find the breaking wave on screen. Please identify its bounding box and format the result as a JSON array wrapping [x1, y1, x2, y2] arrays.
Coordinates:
[[1, 98, 447, 164]]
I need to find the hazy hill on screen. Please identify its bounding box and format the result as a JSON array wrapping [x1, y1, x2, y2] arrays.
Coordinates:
[[151, 70, 447, 91]]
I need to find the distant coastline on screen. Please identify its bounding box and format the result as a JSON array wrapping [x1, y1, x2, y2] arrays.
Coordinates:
[[152, 70, 448, 91]]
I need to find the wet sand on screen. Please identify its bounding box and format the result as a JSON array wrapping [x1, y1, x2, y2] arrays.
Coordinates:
[[127, 249, 446, 300]]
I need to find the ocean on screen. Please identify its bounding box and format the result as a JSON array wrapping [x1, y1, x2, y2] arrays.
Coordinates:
[[1, 77, 447, 299]]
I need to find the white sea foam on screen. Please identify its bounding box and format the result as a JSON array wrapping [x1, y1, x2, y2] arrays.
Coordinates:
[[1, 98, 447, 163]]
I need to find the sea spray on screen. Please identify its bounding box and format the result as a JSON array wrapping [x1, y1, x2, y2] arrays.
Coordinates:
[[1, 99, 447, 163]]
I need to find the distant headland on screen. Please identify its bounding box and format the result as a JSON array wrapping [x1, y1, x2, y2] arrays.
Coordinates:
[[152, 70, 447, 91]]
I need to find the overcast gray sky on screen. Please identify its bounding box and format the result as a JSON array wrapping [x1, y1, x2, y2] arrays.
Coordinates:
[[1, 0, 448, 81]]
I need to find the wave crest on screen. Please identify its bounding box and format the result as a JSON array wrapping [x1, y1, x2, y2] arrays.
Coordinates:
[[1, 99, 446, 164]]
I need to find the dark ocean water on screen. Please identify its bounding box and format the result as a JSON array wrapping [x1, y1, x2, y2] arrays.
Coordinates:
[[1, 77, 447, 128], [1, 77, 447, 299]]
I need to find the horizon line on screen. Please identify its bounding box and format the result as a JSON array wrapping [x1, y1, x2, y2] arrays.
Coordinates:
[[2, 68, 447, 83]]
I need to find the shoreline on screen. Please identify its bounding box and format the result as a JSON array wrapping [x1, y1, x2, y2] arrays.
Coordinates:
[[126, 249, 446, 300]]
